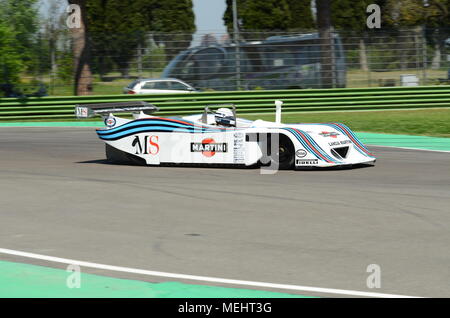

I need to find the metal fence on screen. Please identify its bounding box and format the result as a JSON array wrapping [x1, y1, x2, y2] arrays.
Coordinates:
[[13, 28, 450, 96]]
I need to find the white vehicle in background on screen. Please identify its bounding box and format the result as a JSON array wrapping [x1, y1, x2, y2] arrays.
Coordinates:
[[123, 78, 198, 95]]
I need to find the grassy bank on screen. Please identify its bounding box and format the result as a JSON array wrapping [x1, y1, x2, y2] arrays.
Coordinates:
[[3, 108, 448, 138], [243, 108, 450, 138]]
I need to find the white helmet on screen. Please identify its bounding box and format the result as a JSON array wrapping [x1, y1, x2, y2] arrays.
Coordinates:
[[215, 108, 235, 127]]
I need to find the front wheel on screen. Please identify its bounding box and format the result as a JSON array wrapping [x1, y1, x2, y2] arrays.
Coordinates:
[[268, 134, 295, 170]]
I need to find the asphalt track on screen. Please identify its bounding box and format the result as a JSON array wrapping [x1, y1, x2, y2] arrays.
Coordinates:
[[0, 127, 449, 297]]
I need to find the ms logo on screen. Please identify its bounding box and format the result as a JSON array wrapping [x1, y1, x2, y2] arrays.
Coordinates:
[[132, 135, 159, 155]]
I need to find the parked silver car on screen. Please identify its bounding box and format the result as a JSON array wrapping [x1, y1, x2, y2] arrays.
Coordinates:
[[123, 78, 198, 94]]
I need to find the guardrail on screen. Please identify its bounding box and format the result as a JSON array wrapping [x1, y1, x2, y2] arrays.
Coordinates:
[[1, 85, 450, 121]]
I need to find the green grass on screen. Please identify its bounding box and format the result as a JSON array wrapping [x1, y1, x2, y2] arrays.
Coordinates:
[[50, 81, 131, 96], [346, 69, 448, 87], [243, 108, 450, 138], [12, 108, 450, 138]]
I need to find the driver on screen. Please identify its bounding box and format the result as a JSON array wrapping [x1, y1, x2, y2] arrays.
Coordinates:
[[214, 108, 236, 127]]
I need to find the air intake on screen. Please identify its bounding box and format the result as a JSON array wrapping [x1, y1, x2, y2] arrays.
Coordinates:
[[331, 147, 349, 159]]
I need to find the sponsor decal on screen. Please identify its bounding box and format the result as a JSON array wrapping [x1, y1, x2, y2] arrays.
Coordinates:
[[295, 149, 307, 158], [233, 133, 245, 163], [319, 131, 340, 138], [132, 135, 159, 155], [296, 159, 319, 165], [76, 106, 89, 118], [105, 117, 116, 128], [328, 140, 352, 147], [191, 138, 228, 157]]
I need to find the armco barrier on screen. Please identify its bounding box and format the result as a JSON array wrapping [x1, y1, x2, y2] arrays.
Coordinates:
[[0, 85, 450, 121]]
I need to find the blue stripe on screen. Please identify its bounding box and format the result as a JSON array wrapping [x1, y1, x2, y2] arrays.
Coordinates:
[[295, 129, 340, 163], [98, 126, 222, 140], [97, 119, 223, 135], [283, 128, 322, 161], [326, 123, 374, 158], [285, 129, 324, 161], [299, 123, 374, 158], [321, 123, 361, 145], [286, 128, 339, 163], [332, 123, 371, 152], [284, 128, 341, 163]]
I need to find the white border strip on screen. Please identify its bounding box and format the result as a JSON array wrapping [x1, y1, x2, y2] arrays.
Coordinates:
[[0, 248, 420, 298], [368, 144, 450, 153]]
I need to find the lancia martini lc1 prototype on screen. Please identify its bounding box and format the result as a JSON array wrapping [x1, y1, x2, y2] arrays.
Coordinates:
[[75, 101, 376, 170]]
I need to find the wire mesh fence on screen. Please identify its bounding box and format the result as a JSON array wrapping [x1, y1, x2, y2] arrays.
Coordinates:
[[13, 28, 450, 96]]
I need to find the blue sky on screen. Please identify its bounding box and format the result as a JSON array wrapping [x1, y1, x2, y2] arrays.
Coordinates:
[[193, 0, 227, 32]]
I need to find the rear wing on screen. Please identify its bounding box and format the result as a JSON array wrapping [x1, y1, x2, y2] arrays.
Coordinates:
[[75, 101, 159, 118]]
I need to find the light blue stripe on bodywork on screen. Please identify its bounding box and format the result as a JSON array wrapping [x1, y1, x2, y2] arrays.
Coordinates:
[[98, 125, 222, 140], [295, 129, 340, 163], [283, 128, 340, 163], [97, 119, 223, 135], [284, 128, 340, 163], [297, 123, 374, 158], [282, 128, 321, 161]]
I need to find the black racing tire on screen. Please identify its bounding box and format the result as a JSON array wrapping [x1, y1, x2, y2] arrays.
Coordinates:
[[270, 134, 295, 170], [105, 144, 146, 165]]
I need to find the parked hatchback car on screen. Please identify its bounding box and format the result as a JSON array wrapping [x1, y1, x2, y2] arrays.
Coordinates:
[[123, 78, 198, 94]]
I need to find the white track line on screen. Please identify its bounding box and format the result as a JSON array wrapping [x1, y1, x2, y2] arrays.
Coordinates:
[[0, 248, 420, 298], [368, 144, 450, 153]]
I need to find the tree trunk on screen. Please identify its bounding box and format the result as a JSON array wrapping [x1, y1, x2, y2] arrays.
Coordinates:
[[431, 42, 441, 69], [316, 0, 334, 88], [69, 0, 92, 96], [359, 38, 368, 71], [121, 67, 130, 79], [398, 31, 409, 71]]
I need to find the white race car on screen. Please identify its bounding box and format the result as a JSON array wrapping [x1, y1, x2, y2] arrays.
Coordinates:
[[75, 101, 376, 170]]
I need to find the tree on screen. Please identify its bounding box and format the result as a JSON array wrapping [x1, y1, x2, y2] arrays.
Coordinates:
[[316, 0, 333, 88], [86, 0, 147, 78], [68, 0, 93, 95], [383, 0, 431, 27], [383, 0, 449, 69], [150, 0, 196, 61], [224, 0, 291, 39], [422, 0, 449, 69], [331, 0, 374, 71], [0, 0, 39, 73], [0, 22, 24, 87], [41, 1, 69, 81], [84, 0, 195, 78], [285, 0, 315, 30], [223, 0, 315, 40], [68, 0, 195, 93]]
